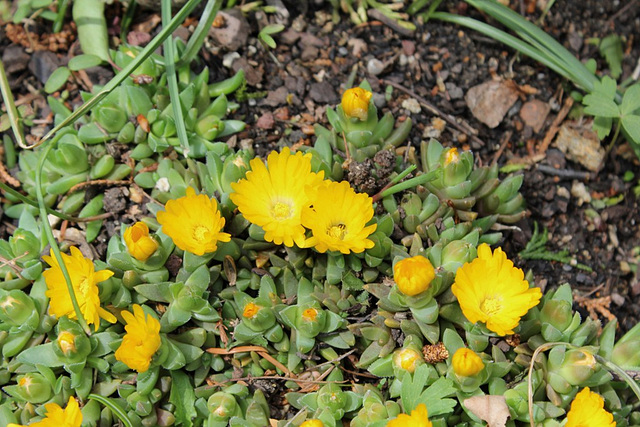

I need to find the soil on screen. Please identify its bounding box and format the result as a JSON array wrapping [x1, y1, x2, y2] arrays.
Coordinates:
[[1, 0, 640, 335]]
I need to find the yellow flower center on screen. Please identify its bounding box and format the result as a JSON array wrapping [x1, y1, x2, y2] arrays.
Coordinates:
[[58, 331, 76, 354], [480, 296, 502, 316], [327, 223, 347, 240], [444, 148, 460, 165], [394, 348, 422, 373], [243, 302, 260, 319], [302, 308, 318, 321], [214, 406, 227, 417], [0, 296, 17, 308], [271, 201, 293, 221], [19, 377, 28, 387], [78, 277, 91, 296], [192, 225, 209, 243]]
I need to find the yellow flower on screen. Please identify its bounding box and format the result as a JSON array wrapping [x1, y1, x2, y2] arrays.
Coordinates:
[[8, 396, 82, 427], [451, 244, 541, 336], [342, 87, 372, 121], [243, 302, 260, 319], [566, 387, 616, 427], [444, 147, 460, 165], [57, 331, 76, 355], [230, 147, 324, 247], [43, 247, 116, 332], [393, 256, 436, 296], [157, 187, 231, 256], [302, 180, 376, 254], [302, 307, 318, 322], [386, 403, 432, 427], [115, 304, 161, 373], [451, 348, 484, 377], [393, 348, 423, 373], [300, 420, 324, 427], [124, 222, 159, 261]]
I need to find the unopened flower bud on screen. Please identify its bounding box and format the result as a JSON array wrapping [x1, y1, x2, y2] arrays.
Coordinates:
[[393, 348, 423, 373], [452, 348, 485, 377], [301, 420, 324, 427], [15, 373, 53, 403], [9, 229, 41, 264], [53, 317, 91, 363], [207, 392, 237, 421], [558, 349, 597, 385], [0, 289, 38, 329], [342, 88, 372, 121], [393, 256, 436, 296], [297, 303, 327, 337], [441, 240, 476, 273], [124, 222, 159, 262]]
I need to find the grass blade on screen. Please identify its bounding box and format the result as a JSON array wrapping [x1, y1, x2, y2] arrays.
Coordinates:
[[179, 0, 222, 67], [0, 61, 26, 149]]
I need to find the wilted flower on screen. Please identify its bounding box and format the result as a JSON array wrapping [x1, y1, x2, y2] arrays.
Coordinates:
[[386, 403, 432, 427], [565, 387, 615, 427], [115, 304, 161, 373], [443, 147, 460, 165], [230, 147, 324, 247], [302, 180, 376, 254], [393, 348, 423, 373], [342, 87, 372, 121], [301, 420, 324, 427], [43, 247, 117, 331], [157, 187, 231, 256], [393, 256, 436, 296], [242, 302, 260, 319], [124, 222, 159, 261], [452, 244, 541, 336], [452, 348, 484, 377], [8, 397, 82, 427]]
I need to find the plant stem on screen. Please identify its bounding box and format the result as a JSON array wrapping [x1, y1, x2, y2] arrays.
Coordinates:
[[0, 61, 26, 149]]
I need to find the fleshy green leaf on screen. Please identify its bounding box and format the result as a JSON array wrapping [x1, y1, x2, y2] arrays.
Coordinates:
[[44, 67, 71, 94], [68, 54, 103, 71], [169, 371, 196, 427]]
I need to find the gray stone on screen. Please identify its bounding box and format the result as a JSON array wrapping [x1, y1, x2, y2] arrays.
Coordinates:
[[367, 58, 385, 76], [308, 81, 338, 104], [465, 80, 519, 128], [2, 45, 29, 74], [209, 9, 250, 51], [553, 121, 605, 172], [28, 51, 60, 84]]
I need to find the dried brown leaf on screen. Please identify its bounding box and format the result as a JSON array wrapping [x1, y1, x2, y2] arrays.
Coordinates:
[[464, 395, 510, 427]]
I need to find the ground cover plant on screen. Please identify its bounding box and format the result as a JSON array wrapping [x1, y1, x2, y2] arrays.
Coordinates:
[[1, 0, 640, 426]]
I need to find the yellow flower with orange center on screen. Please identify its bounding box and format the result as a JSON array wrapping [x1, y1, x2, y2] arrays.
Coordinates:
[[393, 256, 436, 296], [451, 348, 484, 377], [451, 244, 542, 336], [565, 387, 616, 427], [124, 222, 159, 261], [243, 302, 260, 319], [386, 403, 432, 427], [57, 331, 76, 355], [157, 187, 231, 256], [230, 147, 324, 247], [8, 396, 82, 427], [302, 307, 318, 322], [342, 87, 372, 121], [300, 420, 324, 427], [393, 348, 423, 373], [43, 247, 116, 331], [302, 180, 376, 254], [115, 304, 161, 373]]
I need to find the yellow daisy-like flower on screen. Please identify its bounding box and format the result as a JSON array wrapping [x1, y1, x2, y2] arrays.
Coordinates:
[[230, 147, 324, 247], [115, 304, 161, 373], [566, 387, 616, 427], [302, 180, 376, 254], [393, 256, 436, 296], [124, 222, 159, 261], [342, 87, 372, 121], [157, 187, 231, 256], [8, 396, 82, 427], [386, 403, 432, 427], [43, 247, 116, 332], [300, 420, 324, 427], [451, 244, 541, 336], [451, 348, 484, 377]]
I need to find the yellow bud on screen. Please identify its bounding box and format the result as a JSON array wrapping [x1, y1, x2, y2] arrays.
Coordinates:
[[341, 87, 372, 121], [124, 222, 159, 261], [302, 307, 318, 322], [393, 256, 436, 297], [452, 348, 484, 377], [393, 348, 423, 373], [57, 331, 77, 355], [444, 147, 460, 165], [301, 420, 324, 427], [242, 302, 260, 319]]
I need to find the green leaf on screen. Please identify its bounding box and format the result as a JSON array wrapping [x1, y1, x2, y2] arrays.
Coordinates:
[[169, 371, 196, 427], [259, 33, 276, 49], [44, 67, 71, 94], [621, 115, 640, 146], [599, 34, 623, 79], [583, 92, 620, 118], [16, 343, 64, 367], [68, 54, 103, 71], [621, 85, 640, 115], [592, 115, 613, 139], [417, 377, 457, 417], [261, 24, 285, 35]]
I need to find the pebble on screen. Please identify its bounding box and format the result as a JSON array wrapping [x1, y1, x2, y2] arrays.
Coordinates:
[[372, 93, 387, 109], [208, 9, 250, 51], [571, 181, 592, 206], [367, 58, 385, 76], [465, 80, 519, 128], [308, 81, 338, 104], [445, 83, 463, 99], [556, 186, 571, 199], [519, 99, 551, 133], [553, 122, 605, 172], [338, 47, 348, 56], [402, 98, 421, 114], [611, 292, 625, 306], [28, 51, 60, 85], [222, 52, 240, 68]]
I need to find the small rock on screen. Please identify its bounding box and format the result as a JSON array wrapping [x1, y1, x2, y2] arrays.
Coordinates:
[[372, 93, 386, 109], [519, 99, 550, 133], [209, 9, 250, 51], [299, 33, 324, 48], [348, 38, 367, 57], [308, 81, 338, 104], [571, 181, 592, 206], [2, 45, 29, 74], [279, 29, 301, 45], [28, 51, 60, 85], [553, 121, 605, 172], [401, 40, 415, 56], [445, 83, 464, 100], [338, 47, 348, 56], [465, 80, 519, 128], [103, 187, 127, 214], [222, 52, 240, 68], [611, 292, 625, 307], [232, 58, 263, 86], [263, 87, 289, 107], [127, 31, 152, 46], [367, 58, 385, 76], [401, 98, 421, 114], [301, 45, 319, 61], [556, 186, 570, 199], [256, 113, 275, 130], [545, 148, 566, 169], [273, 106, 290, 121], [423, 117, 447, 139]]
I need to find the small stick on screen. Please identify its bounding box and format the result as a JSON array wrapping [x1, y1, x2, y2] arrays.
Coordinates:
[[491, 130, 512, 165], [537, 96, 573, 155], [536, 164, 592, 180], [69, 178, 131, 193]]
